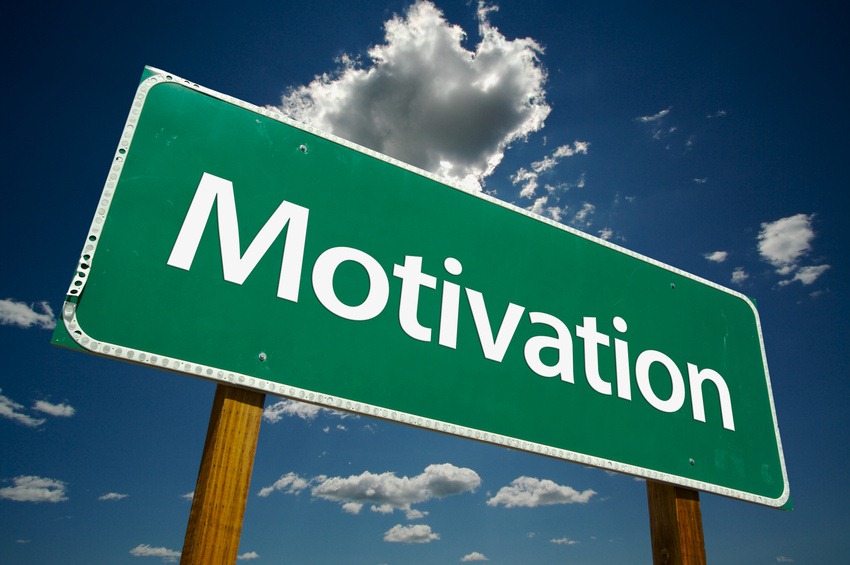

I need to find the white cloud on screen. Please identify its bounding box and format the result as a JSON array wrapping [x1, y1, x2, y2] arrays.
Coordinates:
[[779, 264, 831, 286], [257, 472, 311, 497], [573, 202, 595, 226], [550, 537, 579, 545], [707, 110, 727, 119], [278, 0, 550, 190], [758, 213, 813, 272], [0, 475, 68, 503], [263, 399, 351, 423], [130, 544, 181, 562], [0, 390, 46, 428], [758, 213, 829, 285], [99, 492, 128, 501], [776, 557, 794, 563], [237, 551, 260, 560], [404, 507, 428, 520], [181, 491, 194, 501], [486, 476, 595, 508], [0, 299, 56, 330], [731, 267, 749, 285], [598, 228, 613, 241], [261, 463, 481, 518], [693, 177, 708, 184], [32, 400, 75, 418], [311, 463, 480, 516], [461, 551, 489, 561], [704, 250, 728, 263], [636, 106, 672, 123], [384, 523, 440, 543], [342, 501, 363, 514], [513, 141, 588, 198]]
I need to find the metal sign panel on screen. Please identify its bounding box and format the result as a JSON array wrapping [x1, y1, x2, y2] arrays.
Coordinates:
[[54, 67, 788, 506]]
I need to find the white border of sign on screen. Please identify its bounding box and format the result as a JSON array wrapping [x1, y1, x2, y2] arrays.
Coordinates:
[[61, 67, 789, 507]]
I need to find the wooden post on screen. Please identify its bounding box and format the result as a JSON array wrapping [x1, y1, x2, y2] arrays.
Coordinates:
[[646, 480, 707, 565], [181, 384, 266, 565]]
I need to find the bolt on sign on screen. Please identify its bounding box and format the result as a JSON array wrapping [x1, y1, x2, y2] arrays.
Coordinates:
[[54, 67, 788, 507]]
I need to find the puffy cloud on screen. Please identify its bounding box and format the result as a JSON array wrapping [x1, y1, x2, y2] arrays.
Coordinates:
[[384, 523, 440, 543], [99, 492, 128, 501], [704, 250, 728, 263], [0, 390, 45, 428], [259, 463, 480, 517], [32, 400, 75, 418], [277, 0, 550, 190], [0, 475, 68, 503], [0, 299, 55, 330], [758, 213, 829, 286], [731, 267, 749, 285], [461, 552, 489, 561], [311, 463, 480, 515], [598, 228, 613, 241], [237, 551, 260, 560], [486, 476, 595, 508], [129, 544, 181, 562], [758, 214, 815, 272]]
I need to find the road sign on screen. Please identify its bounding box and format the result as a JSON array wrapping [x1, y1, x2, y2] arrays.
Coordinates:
[[54, 67, 788, 507]]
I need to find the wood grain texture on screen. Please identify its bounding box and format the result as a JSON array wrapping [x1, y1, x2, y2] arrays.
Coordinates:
[[646, 480, 707, 565], [181, 384, 265, 565]]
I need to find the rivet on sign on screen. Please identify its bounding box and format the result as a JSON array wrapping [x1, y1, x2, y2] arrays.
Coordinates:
[[671, 283, 676, 290], [258, 352, 267, 361], [299, 144, 307, 153], [689, 458, 695, 466]]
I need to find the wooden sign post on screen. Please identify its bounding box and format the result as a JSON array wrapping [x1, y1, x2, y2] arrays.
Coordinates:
[[646, 480, 707, 565], [180, 384, 266, 564]]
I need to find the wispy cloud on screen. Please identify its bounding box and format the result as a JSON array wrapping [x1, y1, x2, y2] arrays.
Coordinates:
[[257, 472, 311, 497], [0, 390, 46, 428], [0, 390, 76, 427], [0, 475, 68, 503], [260, 463, 480, 518], [707, 109, 727, 119], [237, 551, 260, 560], [262, 399, 352, 423], [384, 523, 440, 543], [33, 400, 75, 418], [129, 544, 181, 563], [636, 107, 672, 123], [0, 298, 55, 330], [486, 476, 595, 508], [277, 0, 550, 190], [550, 537, 579, 545], [99, 492, 129, 501], [758, 213, 829, 286], [513, 141, 589, 199]]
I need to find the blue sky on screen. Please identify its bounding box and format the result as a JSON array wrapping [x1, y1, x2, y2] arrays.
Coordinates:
[[2, 1, 848, 563]]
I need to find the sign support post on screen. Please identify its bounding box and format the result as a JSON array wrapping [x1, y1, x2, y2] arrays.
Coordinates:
[[646, 480, 707, 565], [180, 384, 265, 564]]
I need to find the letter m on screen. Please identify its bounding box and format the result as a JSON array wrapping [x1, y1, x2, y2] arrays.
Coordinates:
[[167, 172, 309, 302]]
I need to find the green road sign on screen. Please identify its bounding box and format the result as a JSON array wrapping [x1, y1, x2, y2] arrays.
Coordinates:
[[54, 67, 788, 507]]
